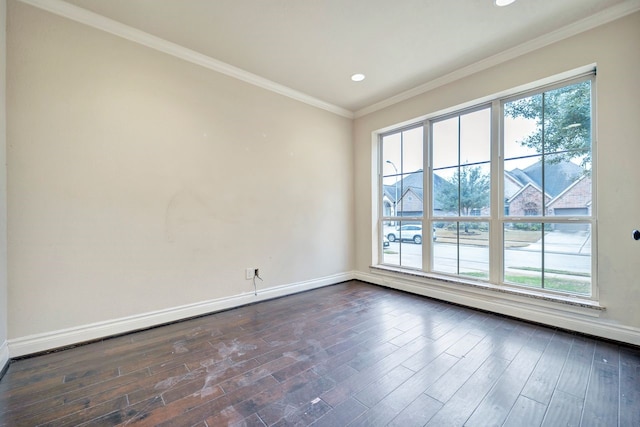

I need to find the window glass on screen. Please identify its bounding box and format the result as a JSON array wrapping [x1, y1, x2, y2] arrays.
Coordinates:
[[432, 117, 458, 170], [381, 127, 424, 220], [503, 223, 591, 295], [502, 79, 592, 294], [544, 223, 591, 294], [432, 221, 458, 275], [544, 153, 591, 218], [459, 222, 489, 280], [504, 93, 542, 160], [432, 222, 489, 279], [380, 126, 424, 270], [433, 107, 491, 218], [459, 164, 490, 217], [460, 108, 491, 165], [431, 107, 491, 279], [504, 223, 543, 288], [382, 221, 422, 269], [433, 166, 458, 217], [504, 156, 544, 217], [378, 76, 594, 297], [402, 127, 424, 176]]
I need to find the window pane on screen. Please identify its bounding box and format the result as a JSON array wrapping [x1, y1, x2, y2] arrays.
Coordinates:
[[460, 108, 491, 165], [384, 221, 422, 269], [382, 200, 393, 218], [379, 76, 593, 298], [504, 156, 543, 217], [402, 127, 424, 175], [543, 224, 591, 295], [504, 222, 591, 295], [382, 128, 424, 219], [433, 109, 491, 220], [398, 222, 424, 245], [504, 80, 592, 219], [433, 222, 489, 278], [398, 173, 423, 217], [382, 220, 398, 265], [433, 167, 458, 216], [545, 154, 591, 218], [382, 133, 401, 177], [460, 164, 490, 217], [460, 222, 489, 280], [542, 80, 592, 156], [383, 175, 401, 218], [432, 117, 459, 169], [433, 221, 458, 275], [504, 223, 542, 288], [504, 93, 542, 160]]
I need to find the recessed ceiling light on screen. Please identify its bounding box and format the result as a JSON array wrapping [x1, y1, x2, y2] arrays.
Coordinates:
[[351, 73, 366, 82], [495, 0, 516, 6]]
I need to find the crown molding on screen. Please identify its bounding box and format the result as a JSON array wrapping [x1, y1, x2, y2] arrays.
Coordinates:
[[354, 0, 640, 118], [15, 0, 640, 121], [17, 0, 354, 119]]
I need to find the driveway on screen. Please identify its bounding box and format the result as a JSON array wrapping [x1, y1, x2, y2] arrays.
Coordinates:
[[519, 230, 591, 255]]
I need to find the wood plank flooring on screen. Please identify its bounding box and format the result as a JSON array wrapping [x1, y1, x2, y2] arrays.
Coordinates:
[[0, 281, 638, 426]]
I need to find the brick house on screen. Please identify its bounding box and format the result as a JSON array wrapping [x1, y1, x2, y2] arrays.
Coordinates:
[[505, 160, 591, 231], [383, 170, 448, 218], [546, 175, 592, 216], [384, 161, 590, 225], [505, 160, 591, 217]]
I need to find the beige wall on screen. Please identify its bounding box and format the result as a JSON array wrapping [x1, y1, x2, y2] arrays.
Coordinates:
[[354, 13, 640, 341], [1, 0, 8, 363], [7, 0, 353, 341], [6, 0, 639, 353]]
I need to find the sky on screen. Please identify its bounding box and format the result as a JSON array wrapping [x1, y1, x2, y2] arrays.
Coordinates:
[[382, 109, 542, 183]]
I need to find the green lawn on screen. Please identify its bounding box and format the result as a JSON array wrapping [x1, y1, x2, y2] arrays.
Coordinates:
[[462, 271, 590, 295], [505, 274, 590, 294]]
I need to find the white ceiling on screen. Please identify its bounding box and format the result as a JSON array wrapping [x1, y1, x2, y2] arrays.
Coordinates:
[[44, 0, 640, 116]]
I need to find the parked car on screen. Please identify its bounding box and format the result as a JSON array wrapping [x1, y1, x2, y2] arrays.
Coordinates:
[[383, 235, 390, 247], [387, 224, 422, 244]]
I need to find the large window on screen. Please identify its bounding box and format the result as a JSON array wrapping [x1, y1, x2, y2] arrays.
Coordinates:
[[378, 75, 595, 297], [502, 79, 593, 294], [380, 126, 424, 269], [432, 107, 491, 279]]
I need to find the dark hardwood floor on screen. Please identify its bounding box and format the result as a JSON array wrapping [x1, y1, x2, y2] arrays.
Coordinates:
[[0, 281, 638, 426]]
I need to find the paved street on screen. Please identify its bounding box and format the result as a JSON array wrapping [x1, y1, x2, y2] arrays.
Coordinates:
[[382, 231, 591, 277]]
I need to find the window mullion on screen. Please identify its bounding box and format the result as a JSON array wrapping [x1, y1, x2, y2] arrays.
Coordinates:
[[377, 73, 594, 298], [491, 100, 502, 285], [423, 120, 431, 273], [540, 93, 546, 289]]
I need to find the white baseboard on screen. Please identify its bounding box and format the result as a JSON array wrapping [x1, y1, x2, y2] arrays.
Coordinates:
[[8, 272, 354, 358], [0, 340, 9, 375], [355, 270, 640, 346], [9, 269, 636, 358]]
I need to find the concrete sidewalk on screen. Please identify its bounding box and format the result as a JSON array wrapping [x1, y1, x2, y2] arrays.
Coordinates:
[[525, 230, 591, 255]]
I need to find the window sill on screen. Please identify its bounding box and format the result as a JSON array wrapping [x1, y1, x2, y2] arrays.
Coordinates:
[[369, 264, 604, 316]]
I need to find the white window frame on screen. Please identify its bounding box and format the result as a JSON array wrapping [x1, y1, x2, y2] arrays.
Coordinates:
[[378, 123, 426, 270], [428, 103, 493, 278], [375, 71, 597, 301]]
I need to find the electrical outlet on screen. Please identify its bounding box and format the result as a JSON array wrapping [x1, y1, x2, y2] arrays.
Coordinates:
[[245, 268, 254, 280]]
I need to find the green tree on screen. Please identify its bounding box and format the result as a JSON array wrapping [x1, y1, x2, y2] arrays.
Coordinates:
[[504, 80, 591, 167], [437, 166, 490, 232]]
